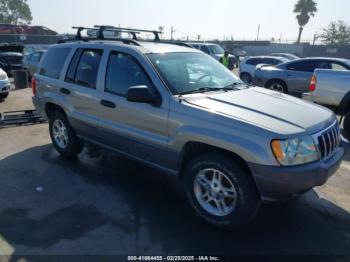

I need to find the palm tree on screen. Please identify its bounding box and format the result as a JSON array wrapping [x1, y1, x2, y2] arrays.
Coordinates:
[[294, 0, 318, 43]]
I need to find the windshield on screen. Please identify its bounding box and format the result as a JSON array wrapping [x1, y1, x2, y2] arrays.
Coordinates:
[[147, 52, 244, 95], [209, 45, 225, 54]]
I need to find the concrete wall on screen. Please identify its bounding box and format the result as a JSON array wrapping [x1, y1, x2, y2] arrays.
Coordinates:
[[241, 43, 304, 57]]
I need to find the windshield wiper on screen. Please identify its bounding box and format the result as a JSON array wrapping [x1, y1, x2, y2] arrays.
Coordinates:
[[222, 82, 247, 90], [177, 87, 220, 96], [178, 82, 248, 96]]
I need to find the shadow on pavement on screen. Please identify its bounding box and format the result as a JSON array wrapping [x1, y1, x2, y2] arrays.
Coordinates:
[[0, 144, 350, 256]]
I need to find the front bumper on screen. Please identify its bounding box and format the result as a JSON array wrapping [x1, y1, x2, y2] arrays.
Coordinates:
[[0, 79, 10, 94], [248, 139, 348, 201]]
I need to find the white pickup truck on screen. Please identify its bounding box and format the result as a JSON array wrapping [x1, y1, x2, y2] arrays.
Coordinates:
[[303, 69, 350, 139]]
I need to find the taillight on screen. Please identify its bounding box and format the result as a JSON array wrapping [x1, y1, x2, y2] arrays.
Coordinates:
[[31, 77, 37, 96], [309, 75, 317, 92]]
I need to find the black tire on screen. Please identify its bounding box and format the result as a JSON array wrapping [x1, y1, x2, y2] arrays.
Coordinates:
[[49, 111, 84, 158], [0, 93, 9, 99], [183, 153, 260, 230], [240, 72, 252, 83], [266, 80, 288, 94], [343, 111, 350, 140]]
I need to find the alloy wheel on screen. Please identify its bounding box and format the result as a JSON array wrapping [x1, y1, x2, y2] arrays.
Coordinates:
[[194, 168, 238, 217]]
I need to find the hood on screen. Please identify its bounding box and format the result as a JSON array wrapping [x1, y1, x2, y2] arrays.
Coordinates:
[[182, 87, 335, 136]]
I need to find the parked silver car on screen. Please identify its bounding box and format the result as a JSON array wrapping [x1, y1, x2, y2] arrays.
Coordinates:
[[32, 38, 347, 229], [303, 69, 350, 139], [253, 57, 350, 97], [239, 56, 289, 83], [189, 43, 237, 70], [0, 68, 10, 100], [22, 50, 46, 79]]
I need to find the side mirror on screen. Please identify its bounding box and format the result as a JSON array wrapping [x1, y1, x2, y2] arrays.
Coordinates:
[[126, 85, 161, 106]]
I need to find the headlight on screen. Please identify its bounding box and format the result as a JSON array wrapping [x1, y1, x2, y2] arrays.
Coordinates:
[[271, 136, 319, 166], [0, 72, 7, 80]]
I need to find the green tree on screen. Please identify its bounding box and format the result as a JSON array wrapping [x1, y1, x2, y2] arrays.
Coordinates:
[[321, 20, 350, 45], [294, 0, 318, 43], [0, 0, 32, 25]]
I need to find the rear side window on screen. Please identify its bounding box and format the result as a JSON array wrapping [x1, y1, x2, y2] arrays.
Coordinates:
[[331, 62, 348, 70], [105, 52, 153, 96], [39, 48, 70, 79], [65, 49, 103, 89], [246, 58, 262, 65], [262, 58, 283, 65]]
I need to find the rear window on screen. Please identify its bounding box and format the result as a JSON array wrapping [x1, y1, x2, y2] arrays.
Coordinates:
[[246, 58, 262, 65], [39, 48, 71, 79]]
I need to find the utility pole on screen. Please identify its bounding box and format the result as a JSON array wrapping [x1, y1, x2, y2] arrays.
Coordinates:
[[313, 33, 318, 45], [256, 24, 260, 41], [171, 26, 175, 41]]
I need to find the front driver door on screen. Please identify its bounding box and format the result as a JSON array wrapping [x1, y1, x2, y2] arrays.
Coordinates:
[[97, 50, 169, 166]]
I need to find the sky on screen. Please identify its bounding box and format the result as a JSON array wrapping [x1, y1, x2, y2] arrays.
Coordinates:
[[27, 0, 350, 42]]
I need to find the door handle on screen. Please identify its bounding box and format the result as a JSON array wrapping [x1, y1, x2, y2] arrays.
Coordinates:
[[60, 88, 71, 95], [100, 99, 116, 108]]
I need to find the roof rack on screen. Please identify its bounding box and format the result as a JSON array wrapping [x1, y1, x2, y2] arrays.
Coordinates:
[[94, 25, 162, 41]]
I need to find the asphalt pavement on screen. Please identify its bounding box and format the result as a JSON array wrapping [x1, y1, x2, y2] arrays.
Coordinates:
[[0, 85, 349, 259]]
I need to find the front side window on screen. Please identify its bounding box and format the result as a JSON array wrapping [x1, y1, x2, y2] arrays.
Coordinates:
[[39, 48, 71, 79], [147, 52, 243, 95], [105, 52, 153, 96]]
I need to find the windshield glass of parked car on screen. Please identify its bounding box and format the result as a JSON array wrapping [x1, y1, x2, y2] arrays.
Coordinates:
[[209, 45, 225, 54], [147, 52, 243, 95]]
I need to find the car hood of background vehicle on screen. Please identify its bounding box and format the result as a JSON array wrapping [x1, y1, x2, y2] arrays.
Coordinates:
[[182, 86, 335, 135]]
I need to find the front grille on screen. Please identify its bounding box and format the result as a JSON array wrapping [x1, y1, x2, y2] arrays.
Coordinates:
[[317, 122, 340, 160], [4, 56, 22, 65]]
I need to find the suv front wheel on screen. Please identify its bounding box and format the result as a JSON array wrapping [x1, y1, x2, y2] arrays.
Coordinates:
[[343, 111, 350, 140], [49, 111, 84, 158], [183, 153, 260, 230]]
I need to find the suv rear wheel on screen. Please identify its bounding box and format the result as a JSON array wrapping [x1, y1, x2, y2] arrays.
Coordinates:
[[183, 153, 260, 230], [49, 111, 84, 157], [343, 111, 350, 140]]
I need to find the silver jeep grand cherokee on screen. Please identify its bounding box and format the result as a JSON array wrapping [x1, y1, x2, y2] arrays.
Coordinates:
[[32, 39, 348, 229]]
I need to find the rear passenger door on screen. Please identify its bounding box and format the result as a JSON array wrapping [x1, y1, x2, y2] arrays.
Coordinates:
[[97, 50, 169, 166], [62, 48, 104, 141]]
